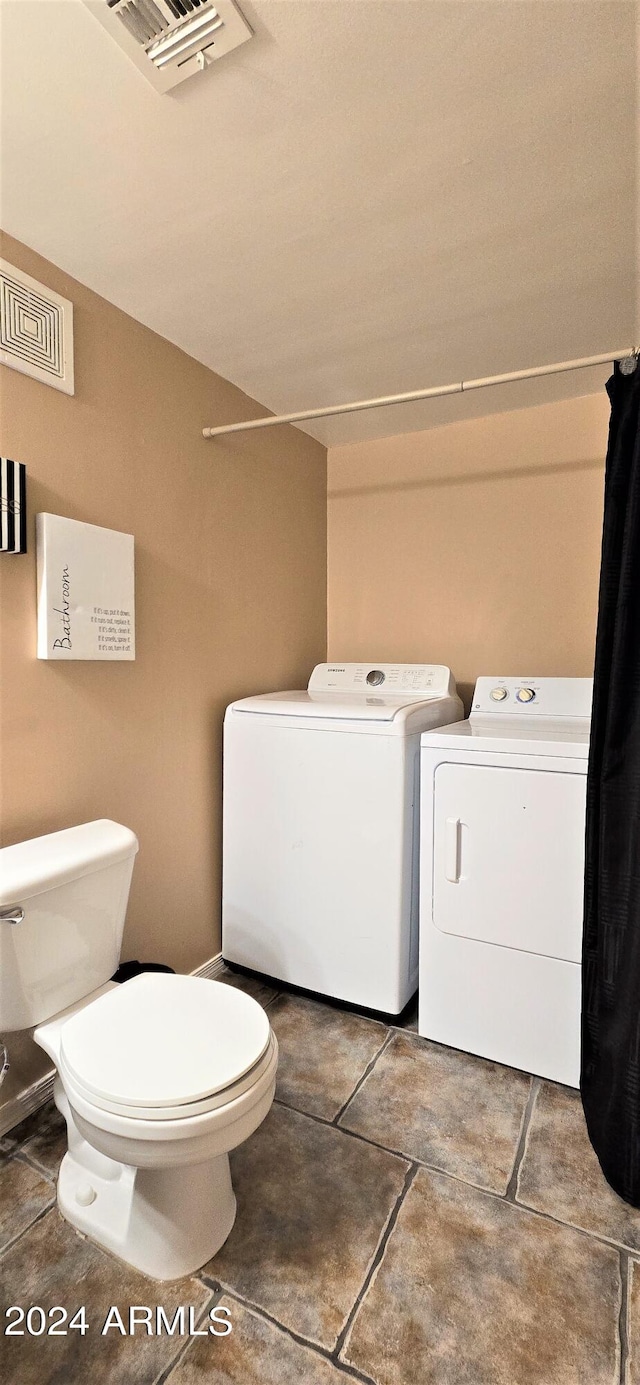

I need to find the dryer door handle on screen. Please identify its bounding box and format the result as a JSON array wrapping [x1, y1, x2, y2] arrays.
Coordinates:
[[444, 818, 461, 883]]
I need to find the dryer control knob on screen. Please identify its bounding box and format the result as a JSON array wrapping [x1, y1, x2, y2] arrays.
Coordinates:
[[516, 687, 536, 703], [490, 687, 508, 701]]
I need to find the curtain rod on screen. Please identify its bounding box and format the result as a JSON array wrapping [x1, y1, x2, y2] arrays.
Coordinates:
[[202, 348, 637, 438]]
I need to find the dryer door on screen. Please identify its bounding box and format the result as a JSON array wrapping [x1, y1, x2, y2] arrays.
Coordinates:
[[432, 763, 585, 961]]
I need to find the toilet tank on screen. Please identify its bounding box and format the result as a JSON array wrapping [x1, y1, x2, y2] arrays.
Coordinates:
[[0, 820, 138, 1031]]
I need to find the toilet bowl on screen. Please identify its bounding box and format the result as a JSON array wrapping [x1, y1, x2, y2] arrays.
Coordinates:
[[0, 821, 278, 1280], [35, 972, 278, 1279]]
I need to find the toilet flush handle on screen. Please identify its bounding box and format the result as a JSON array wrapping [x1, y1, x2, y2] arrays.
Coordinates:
[[0, 905, 24, 925]]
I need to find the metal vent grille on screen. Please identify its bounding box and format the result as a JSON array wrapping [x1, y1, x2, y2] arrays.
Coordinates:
[[85, 0, 252, 91], [0, 261, 74, 396]]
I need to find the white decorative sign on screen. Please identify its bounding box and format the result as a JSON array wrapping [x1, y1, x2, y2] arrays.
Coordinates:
[[36, 514, 135, 661]]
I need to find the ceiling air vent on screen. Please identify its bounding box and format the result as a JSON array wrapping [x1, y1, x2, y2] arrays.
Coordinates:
[[84, 0, 253, 92], [0, 261, 74, 396]]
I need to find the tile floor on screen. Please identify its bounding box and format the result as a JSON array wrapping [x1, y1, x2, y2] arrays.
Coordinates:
[[1, 969, 638, 1384]]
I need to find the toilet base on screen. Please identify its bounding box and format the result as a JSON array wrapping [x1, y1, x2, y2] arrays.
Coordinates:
[[58, 1147, 237, 1280]]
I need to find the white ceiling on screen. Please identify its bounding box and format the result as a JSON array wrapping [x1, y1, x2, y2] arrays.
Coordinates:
[[0, 0, 637, 445]]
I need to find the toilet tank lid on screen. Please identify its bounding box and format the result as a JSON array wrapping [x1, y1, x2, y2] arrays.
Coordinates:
[[0, 820, 139, 906]]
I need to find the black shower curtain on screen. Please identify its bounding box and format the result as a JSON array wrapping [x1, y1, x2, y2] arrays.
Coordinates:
[[582, 358, 640, 1206]]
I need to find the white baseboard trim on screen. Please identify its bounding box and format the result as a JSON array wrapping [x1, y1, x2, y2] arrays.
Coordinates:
[[191, 951, 225, 980], [0, 952, 227, 1138], [0, 1070, 56, 1140]]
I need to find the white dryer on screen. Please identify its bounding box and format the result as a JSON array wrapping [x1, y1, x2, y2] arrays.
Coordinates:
[[222, 663, 462, 1014], [419, 676, 592, 1086]]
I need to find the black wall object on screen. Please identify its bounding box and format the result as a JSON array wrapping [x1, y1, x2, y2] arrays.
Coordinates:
[[111, 961, 176, 983], [0, 458, 26, 554], [582, 357, 640, 1205]]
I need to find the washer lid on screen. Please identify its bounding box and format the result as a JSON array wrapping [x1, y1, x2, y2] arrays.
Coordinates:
[[59, 974, 271, 1110], [228, 665, 457, 724], [230, 690, 439, 721]]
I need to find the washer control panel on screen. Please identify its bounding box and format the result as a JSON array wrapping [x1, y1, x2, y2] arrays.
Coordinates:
[[472, 677, 593, 718], [309, 663, 454, 697]]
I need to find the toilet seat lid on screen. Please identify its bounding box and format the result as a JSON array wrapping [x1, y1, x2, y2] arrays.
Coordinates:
[[59, 974, 271, 1110]]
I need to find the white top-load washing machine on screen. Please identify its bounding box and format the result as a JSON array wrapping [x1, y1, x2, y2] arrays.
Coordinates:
[[419, 676, 592, 1086], [222, 663, 462, 1014]]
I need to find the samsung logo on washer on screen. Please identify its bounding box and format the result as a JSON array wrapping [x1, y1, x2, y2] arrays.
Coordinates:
[[327, 668, 346, 672]]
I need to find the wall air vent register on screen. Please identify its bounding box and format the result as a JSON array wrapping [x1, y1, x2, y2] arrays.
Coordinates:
[[84, 0, 252, 92], [0, 260, 74, 396]]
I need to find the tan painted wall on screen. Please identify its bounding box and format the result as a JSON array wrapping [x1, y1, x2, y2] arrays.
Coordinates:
[[328, 394, 609, 710], [0, 233, 327, 973]]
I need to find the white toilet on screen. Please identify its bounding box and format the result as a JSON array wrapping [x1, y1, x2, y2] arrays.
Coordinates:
[[0, 819, 278, 1280]]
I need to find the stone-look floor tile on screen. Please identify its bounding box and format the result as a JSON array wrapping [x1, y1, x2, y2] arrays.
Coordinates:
[[166, 1295, 349, 1383], [268, 992, 387, 1120], [205, 1103, 408, 1351], [339, 1031, 530, 1193], [343, 1166, 621, 1385], [627, 1258, 640, 1384], [11, 1100, 67, 1179], [517, 1081, 640, 1252], [218, 966, 278, 1006], [0, 1208, 212, 1385], [0, 1156, 55, 1250]]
